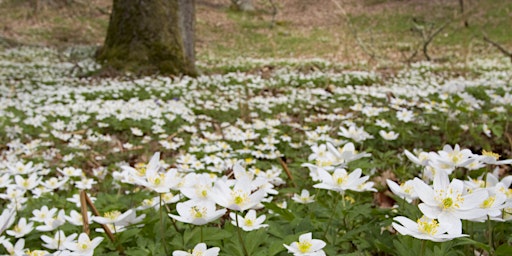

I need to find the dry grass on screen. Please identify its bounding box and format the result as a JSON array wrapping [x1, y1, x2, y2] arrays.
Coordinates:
[[0, 0, 510, 64]]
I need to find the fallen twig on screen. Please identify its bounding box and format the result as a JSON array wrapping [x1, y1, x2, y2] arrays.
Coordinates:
[[483, 36, 512, 62]]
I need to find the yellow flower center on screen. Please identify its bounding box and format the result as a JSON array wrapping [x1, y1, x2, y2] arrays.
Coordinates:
[[80, 243, 89, 250], [442, 197, 453, 208], [449, 152, 462, 163], [105, 210, 121, 220], [297, 241, 312, 253], [191, 206, 206, 218], [400, 183, 413, 194], [482, 150, 500, 160], [244, 218, 254, 227], [316, 160, 333, 167], [135, 163, 146, 176], [232, 190, 248, 206], [481, 196, 495, 208], [417, 217, 439, 235]]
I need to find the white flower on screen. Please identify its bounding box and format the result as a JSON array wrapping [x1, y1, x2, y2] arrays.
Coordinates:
[[307, 144, 336, 168], [386, 179, 418, 203], [41, 176, 69, 190], [169, 200, 226, 225], [338, 125, 373, 142], [292, 189, 315, 204], [482, 124, 491, 137], [115, 209, 146, 227], [403, 149, 429, 166], [428, 144, 474, 173], [0, 174, 13, 188], [35, 209, 66, 232], [31, 206, 58, 223], [91, 209, 134, 226], [172, 242, 220, 256], [135, 152, 177, 193], [0, 208, 16, 235], [64, 233, 103, 256], [57, 167, 83, 177], [6, 218, 33, 238], [14, 173, 41, 191], [283, 232, 326, 256], [130, 127, 144, 136], [2, 238, 25, 256], [229, 210, 268, 231], [392, 216, 468, 242], [41, 230, 77, 250], [379, 130, 399, 140], [180, 173, 216, 202], [65, 210, 92, 226], [396, 109, 414, 122], [74, 177, 97, 190], [211, 176, 266, 212], [375, 119, 391, 128], [313, 168, 371, 193], [413, 171, 488, 234], [326, 142, 371, 166], [478, 150, 512, 165]]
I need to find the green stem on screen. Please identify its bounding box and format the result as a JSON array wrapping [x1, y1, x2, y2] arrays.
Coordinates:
[[323, 192, 342, 238], [160, 194, 169, 256], [165, 204, 182, 233], [235, 213, 250, 256], [487, 216, 494, 252], [420, 239, 426, 256], [200, 225, 204, 243]]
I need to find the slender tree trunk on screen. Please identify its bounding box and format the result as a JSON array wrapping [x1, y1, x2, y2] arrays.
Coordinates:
[[96, 0, 196, 76]]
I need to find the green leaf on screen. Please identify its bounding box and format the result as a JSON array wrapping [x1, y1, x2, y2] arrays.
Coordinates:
[[202, 227, 232, 241], [125, 248, 151, 256], [262, 202, 295, 221], [268, 240, 286, 256], [490, 124, 503, 138], [453, 237, 491, 252], [117, 228, 140, 243], [496, 244, 512, 256], [183, 226, 200, 245]]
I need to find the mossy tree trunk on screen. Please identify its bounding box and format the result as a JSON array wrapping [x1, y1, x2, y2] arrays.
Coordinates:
[[96, 0, 196, 76]]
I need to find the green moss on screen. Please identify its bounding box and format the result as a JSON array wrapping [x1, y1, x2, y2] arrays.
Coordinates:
[[96, 0, 196, 76]]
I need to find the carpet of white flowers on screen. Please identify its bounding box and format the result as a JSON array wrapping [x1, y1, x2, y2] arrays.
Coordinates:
[[0, 46, 511, 256]]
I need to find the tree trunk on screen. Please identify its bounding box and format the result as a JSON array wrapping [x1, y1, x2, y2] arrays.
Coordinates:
[[96, 0, 196, 76]]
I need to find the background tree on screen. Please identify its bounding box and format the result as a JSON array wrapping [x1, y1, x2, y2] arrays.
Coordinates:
[[96, 0, 196, 76]]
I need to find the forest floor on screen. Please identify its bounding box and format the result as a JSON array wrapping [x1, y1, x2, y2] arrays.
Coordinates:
[[0, 0, 511, 67]]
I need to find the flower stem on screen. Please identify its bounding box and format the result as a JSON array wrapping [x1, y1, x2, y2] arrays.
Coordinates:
[[420, 240, 426, 256], [200, 225, 204, 243], [487, 216, 494, 251], [323, 192, 342, 238], [160, 194, 169, 256], [235, 213, 250, 256]]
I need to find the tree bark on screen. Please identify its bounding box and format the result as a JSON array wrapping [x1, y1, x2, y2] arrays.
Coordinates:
[[96, 0, 196, 76]]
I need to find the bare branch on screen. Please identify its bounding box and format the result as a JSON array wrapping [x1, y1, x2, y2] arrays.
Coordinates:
[[422, 21, 450, 61], [329, 0, 380, 60], [483, 36, 512, 62]]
